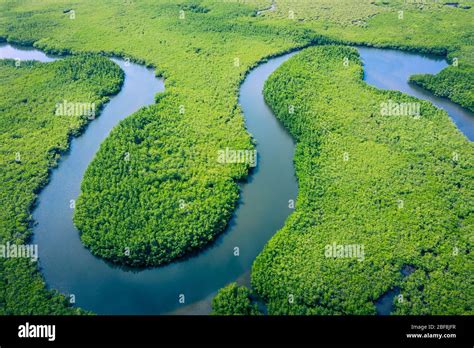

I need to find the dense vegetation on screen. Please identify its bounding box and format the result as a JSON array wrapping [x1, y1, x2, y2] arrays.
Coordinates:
[[0, 0, 472, 313], [68, 5, 325, 267], [410, 65, 474, 112], [0, 55, 123, 314], [211, 283, 260, 315], [258, 0, 474, 110], [252, 45, 473, 315], [0, 0, 324, 267], [259, 0, 473, 24]]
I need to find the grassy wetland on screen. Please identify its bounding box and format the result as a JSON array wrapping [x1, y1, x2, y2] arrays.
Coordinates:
[[0, 0, 472, 315]]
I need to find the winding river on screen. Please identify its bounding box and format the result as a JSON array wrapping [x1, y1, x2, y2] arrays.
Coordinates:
[[1, 42, 472, 315], [358, 46, 473, 141]]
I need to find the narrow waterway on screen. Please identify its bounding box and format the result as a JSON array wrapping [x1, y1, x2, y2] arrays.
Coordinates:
[[1, 43, 298, 314], [1, 42, 471, 315], [358, 46, 473, 141]]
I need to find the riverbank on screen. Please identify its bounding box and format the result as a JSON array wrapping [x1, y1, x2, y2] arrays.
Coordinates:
[[0, 0, 472, 315], [251, 45, 473, 315], [0, 46, 124, 314]]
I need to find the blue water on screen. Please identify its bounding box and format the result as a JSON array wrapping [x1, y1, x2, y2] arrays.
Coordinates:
[[359, 46, 473, 141], [0, 43, 298, 314], [1, 42, 471, 315]]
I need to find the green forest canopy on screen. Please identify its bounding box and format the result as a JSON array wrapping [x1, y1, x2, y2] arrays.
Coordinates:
[[252, 45, 472, 315], [0, 0, 472, 314], [0, 55, 123, 314]]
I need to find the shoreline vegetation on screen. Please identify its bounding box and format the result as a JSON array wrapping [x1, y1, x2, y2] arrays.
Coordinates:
[[0, 54, 123, 314], [0, 0, 472, 314], [410, 67, 474, 113], [213, 45, 472, 315]]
